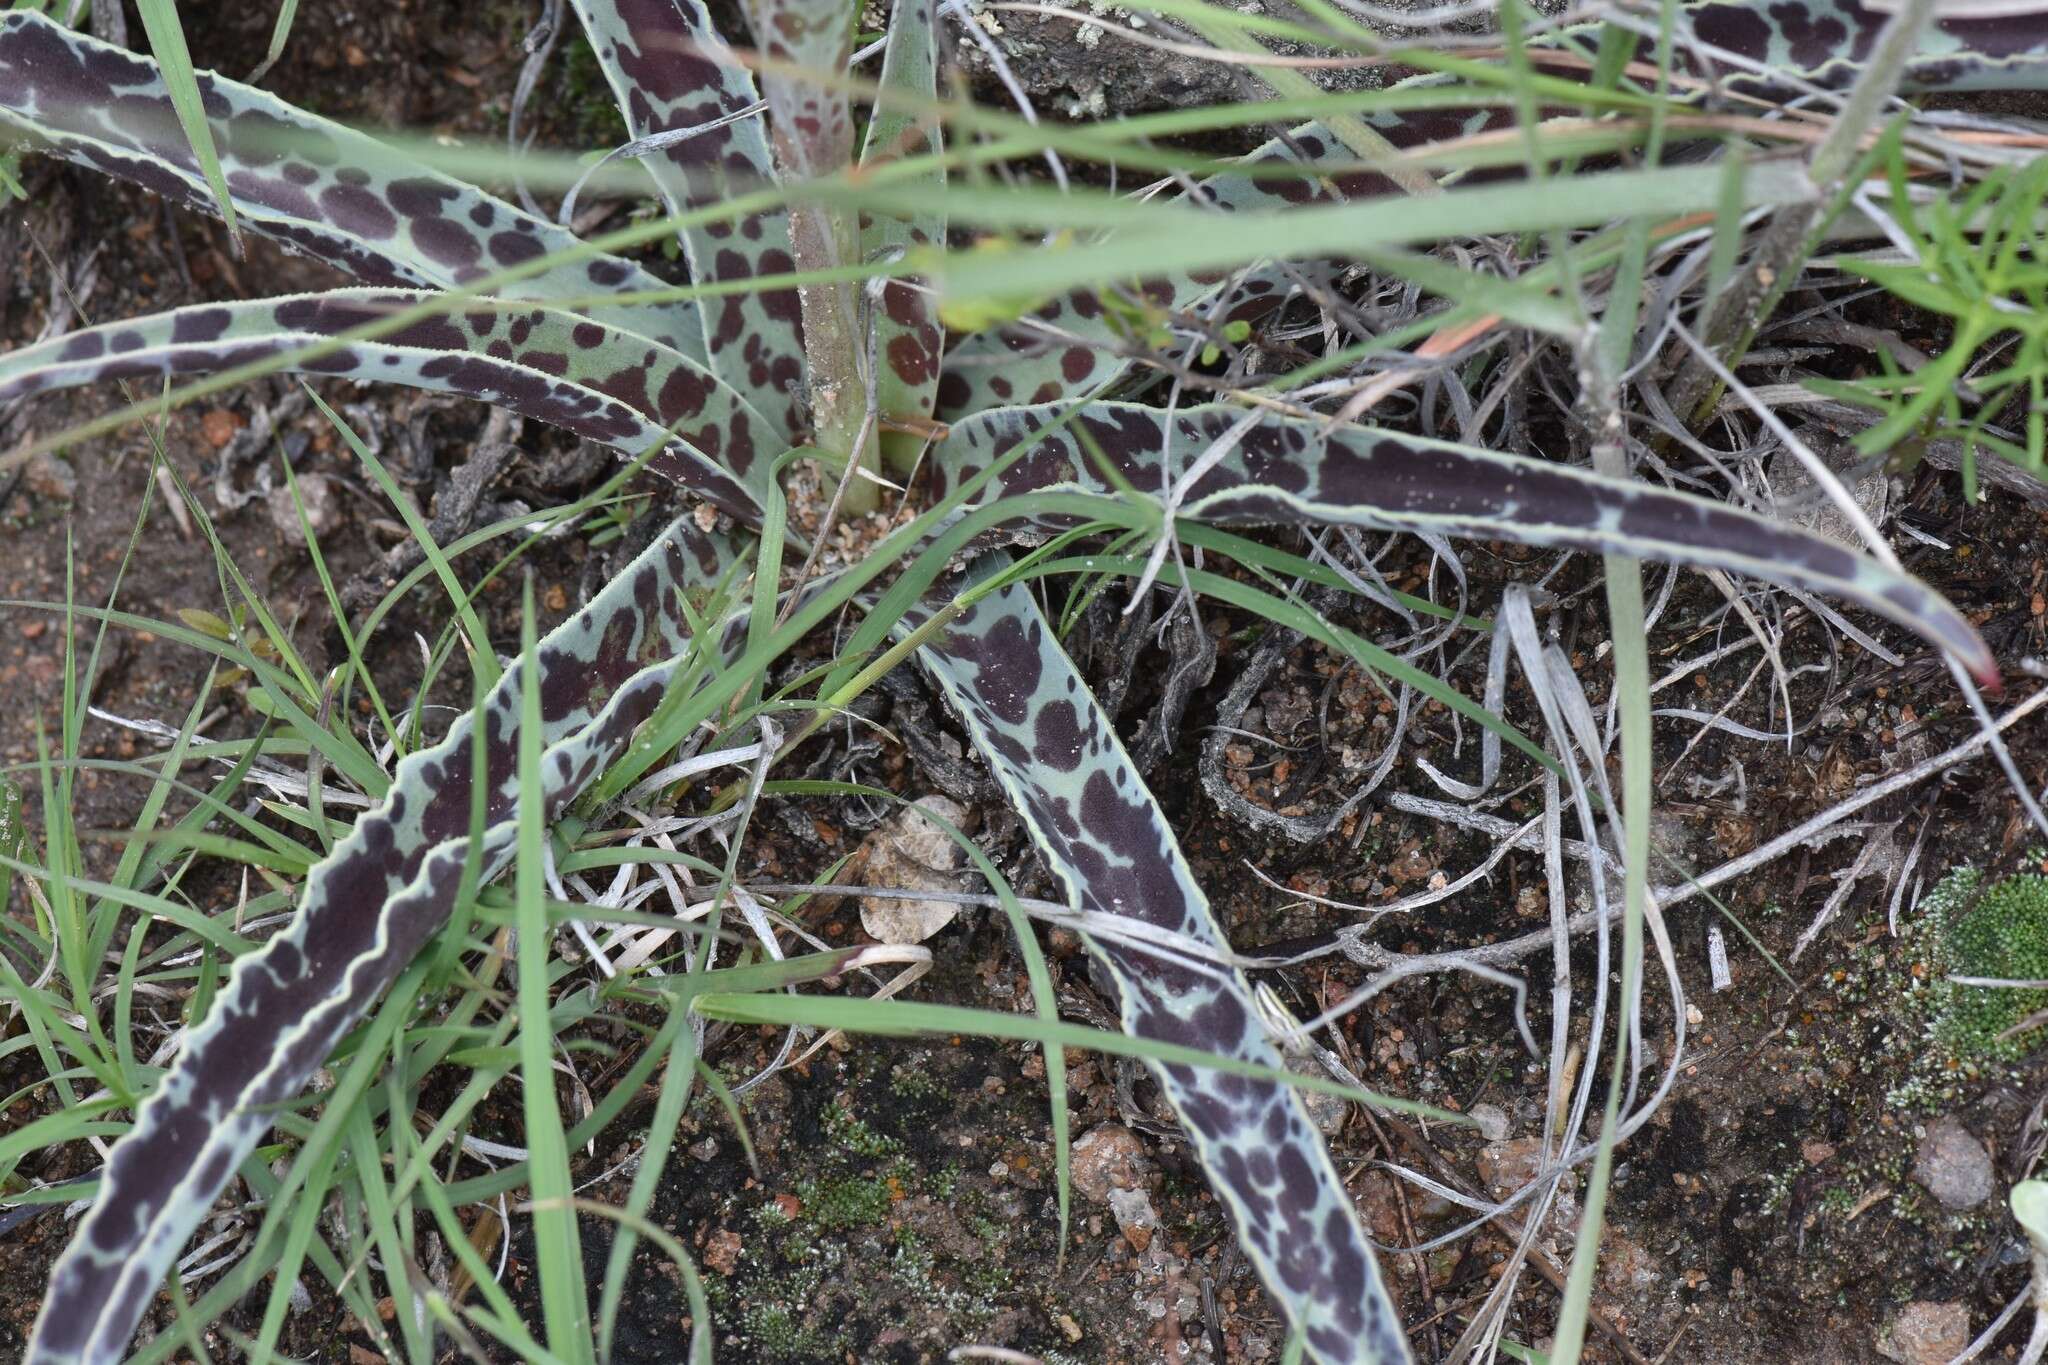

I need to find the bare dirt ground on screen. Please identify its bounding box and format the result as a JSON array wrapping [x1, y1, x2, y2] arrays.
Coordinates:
[[5, 4, 2048, 1363]]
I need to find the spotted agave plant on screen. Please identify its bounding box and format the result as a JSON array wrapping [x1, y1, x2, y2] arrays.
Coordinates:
[[3, 1, 2044, 1361]]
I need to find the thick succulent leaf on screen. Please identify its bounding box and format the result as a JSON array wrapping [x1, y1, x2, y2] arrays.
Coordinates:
[[934, 400, 1998, 684], [566, 0, 809, 443], [738, 0, 853, 185], [25, 518, 747, 1365], [0, 10, 704, 360], [0, 288, 775, 516], [859, 0, 945, 460], [917, 570, 1409, 1365], [1681, 0, 2048, 93]]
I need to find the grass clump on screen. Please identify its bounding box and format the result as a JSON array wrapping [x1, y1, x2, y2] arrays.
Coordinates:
[[1927, 866, 2048, 1060], [1820, 153, 2048, 497], [15, 0, 2048, 1357]]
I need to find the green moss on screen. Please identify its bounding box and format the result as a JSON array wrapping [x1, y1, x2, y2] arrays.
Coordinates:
[[731, 1252, 851, 1361], [1819, 1183, 1861, 1215], [822, 1100, 903, 1159], [559, 34, 631, 146], [795, 1161, 912, 1229], [888, 1059, 946, 1101], [889, 1227, 1003, 1326], [1928, 866, 2048, 1059]]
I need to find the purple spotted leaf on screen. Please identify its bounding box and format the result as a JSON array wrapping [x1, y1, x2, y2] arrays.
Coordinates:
[[737, 0, 852, 188], [739, 0, 870, 462], [25, 519, 749, 1365], [916, 569, 1409, 1365], [932, 400, 1999, 685], [858, 0, 944, 470], [1660, 1, 2048, 93], [564, 0, 810, 442], [0, 289, 777, 516], [14, 4, 2048, 1364], [0, 10, 705, 359]]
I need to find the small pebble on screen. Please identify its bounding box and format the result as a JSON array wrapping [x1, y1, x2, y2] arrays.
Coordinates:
[[201, 408, 244, 449], [857, 794, 980, 944], [1913, 1117, 1994, 1211], [1070, 1124, 1152, 1204], [1878, 1301, 1969, 1365], [24, 452, 76, 502], [1470, 1102, 1510, 1143], [1106, 1185, 1158, 1252], [267, 473, 342, 547]]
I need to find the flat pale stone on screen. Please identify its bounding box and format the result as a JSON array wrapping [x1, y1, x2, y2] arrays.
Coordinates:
[[858, 794, 978, 944]]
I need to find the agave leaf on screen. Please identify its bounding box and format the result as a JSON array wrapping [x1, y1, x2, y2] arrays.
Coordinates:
[[859, 0, 945, 472], [566, 0, 809, 443], [933, 400, 1998, 684], [916, 567, 1410, 1365], [0, 10, 703, 359], [0, 289, 775, 516], [738, 0, 868, 466], [24, 520, 747, 1365]]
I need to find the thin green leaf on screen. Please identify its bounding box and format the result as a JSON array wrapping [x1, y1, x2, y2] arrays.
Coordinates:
[[133, 0, 240, 244]]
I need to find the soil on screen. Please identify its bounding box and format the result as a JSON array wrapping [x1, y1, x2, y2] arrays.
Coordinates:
[[5, 4, 2048, 1364]]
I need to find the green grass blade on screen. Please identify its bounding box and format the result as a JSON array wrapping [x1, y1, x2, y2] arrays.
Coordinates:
[[694, 992, 1456, 1119], [132, 0, 240, 244], [514, 577, 595, 1362], [307, 389, 502, 689]]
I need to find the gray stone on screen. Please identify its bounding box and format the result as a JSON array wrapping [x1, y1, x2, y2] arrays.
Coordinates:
[[1470, 1102, 1511, 1143], [1478, 1137, 1578, 1239], [1913, 1117, 1995, 1211], [267, 472, 342, 547], [1105, 1185, 1160, 1252]]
